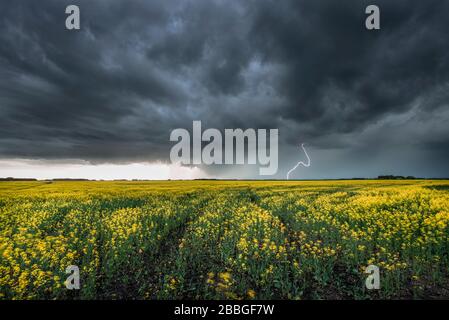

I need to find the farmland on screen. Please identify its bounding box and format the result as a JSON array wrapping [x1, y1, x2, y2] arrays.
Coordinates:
[[0, 180, 448, 299]]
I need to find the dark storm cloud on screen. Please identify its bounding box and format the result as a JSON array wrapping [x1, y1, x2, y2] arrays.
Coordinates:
[[248, 0, 449, 143], [0, 0, 448, 176]]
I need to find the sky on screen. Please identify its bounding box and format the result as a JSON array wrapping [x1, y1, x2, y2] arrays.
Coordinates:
[[0, 0, 448, 180]]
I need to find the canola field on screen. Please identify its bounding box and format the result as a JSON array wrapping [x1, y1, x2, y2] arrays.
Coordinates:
[[0, 180, 448, 300]]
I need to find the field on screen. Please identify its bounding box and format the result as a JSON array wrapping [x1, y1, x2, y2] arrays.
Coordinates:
[[0, 180, 448, 300]]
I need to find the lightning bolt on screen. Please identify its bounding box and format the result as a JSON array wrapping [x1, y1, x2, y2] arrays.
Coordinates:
[[286, 143, 311, 180]]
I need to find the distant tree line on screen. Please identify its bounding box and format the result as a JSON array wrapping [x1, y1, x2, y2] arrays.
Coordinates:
[[0, 178, 90, 181], [377, 175, 417, 180], [0, 177, 37, 181]]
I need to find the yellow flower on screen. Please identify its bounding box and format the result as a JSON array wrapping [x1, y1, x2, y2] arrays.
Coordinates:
[[219, 272, 232, 283]]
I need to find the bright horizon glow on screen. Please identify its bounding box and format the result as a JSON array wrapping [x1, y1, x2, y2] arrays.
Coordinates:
[[0, 159, 208, 180]]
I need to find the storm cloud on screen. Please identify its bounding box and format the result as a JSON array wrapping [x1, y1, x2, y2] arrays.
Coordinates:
[[0, 0, 448, 178]]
